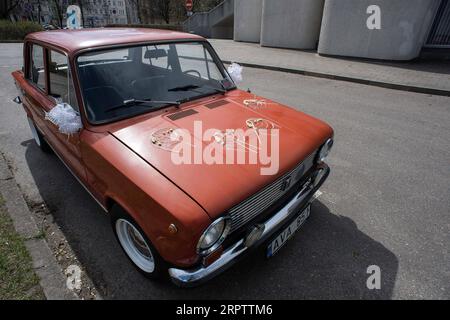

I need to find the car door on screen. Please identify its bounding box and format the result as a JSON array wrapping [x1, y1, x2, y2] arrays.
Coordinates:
[[45, 49, 87, 181], [26, 43, 86, 183], [24, 43, 51, 139]]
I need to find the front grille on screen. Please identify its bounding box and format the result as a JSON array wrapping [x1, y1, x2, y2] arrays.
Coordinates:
[[228, 151, 316, 233]]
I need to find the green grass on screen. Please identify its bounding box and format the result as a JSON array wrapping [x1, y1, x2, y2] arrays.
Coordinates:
[[0, 20, 43, 41], [0, 195, 45, 300]]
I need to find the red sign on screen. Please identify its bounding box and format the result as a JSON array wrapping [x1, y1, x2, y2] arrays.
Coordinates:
[[186, 0, 193, 11]]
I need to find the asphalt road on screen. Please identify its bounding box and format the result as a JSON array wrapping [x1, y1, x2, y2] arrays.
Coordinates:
[[0, 43, 449, 299]]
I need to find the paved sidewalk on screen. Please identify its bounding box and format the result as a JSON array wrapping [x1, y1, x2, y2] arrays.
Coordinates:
[[210, 39, 450, 96], [0, 154, 77, 300]]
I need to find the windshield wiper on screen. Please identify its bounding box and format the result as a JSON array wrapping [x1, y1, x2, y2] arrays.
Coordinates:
[[168, 84, 202, 92], [168, 84, 226, 95], [205, 84, 226, 95], [105, 99, 181, 113], [124, 99, 182, 106]]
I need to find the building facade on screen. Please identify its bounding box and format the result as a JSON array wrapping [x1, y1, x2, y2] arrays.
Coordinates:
[[185, 0, 450, 61], [5, 0, 53, 24], [79, 0, 130, 27], [5, 0, 139, 28]]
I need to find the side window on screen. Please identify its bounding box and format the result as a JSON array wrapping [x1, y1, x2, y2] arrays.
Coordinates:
[[176, 43, 222, 80], [30, 44, 46, 91], [49, 50, 79, 111]]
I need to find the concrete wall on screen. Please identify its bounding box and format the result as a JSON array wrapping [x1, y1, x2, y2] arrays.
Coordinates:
[[183, 0, 234, 39], [210, 0, 235, 39], [212, 15, 234, 39], [234, 0, 263, 43], [318, 0, 441, 60], [260, 0, 325, 49], [183, 12, 211, 38]]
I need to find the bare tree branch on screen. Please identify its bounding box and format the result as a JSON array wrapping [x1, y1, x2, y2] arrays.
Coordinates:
[[51, 0, 64, 28], [1, 0, 21, 19], [155, 0, 172, 24]]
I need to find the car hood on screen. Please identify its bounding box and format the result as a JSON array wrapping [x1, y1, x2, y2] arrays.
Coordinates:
[[108, 90, 333, 218]]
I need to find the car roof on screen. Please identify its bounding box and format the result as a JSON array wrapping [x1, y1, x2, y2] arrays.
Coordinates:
[[25, 28, 205, 54]]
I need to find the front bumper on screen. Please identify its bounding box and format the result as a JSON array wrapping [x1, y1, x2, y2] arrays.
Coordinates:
[[169, 164, 330, 287]]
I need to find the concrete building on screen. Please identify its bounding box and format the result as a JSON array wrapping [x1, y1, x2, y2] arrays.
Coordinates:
[[84, 0, 130, 27], [260, 0, 324, 49], [318, 0, 442, 60], [5, 0, 53, 23], [4, 0, 138, 28], [234, 0, 262, 43], [183, 0, 450, 61], [183, 0, 234, 39]]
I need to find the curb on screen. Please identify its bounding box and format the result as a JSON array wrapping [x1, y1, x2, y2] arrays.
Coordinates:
[[222, 60, 450, 97], [0, 153, 77, 300]]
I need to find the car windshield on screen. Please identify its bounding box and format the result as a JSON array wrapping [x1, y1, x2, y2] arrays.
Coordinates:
[[76, 41, 236, 124]]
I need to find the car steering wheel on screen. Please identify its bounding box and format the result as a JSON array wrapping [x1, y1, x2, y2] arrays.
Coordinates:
[[183, 70, 202, 78]]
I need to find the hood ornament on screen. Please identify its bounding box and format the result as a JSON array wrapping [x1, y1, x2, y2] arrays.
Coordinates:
[[243, 99, 267, 110], [150, 127, 180, 150], [246, 118, 276, 130]]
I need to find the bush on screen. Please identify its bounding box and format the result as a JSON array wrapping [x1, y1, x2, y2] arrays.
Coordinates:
[[106, 24, 183, 32], [0, 20, 43, 41]]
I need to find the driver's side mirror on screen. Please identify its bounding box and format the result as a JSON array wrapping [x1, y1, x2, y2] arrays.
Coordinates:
[[13, 96, 22, 104]]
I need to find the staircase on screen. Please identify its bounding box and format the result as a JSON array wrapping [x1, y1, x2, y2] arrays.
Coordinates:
[[182, 0, 234, 39]]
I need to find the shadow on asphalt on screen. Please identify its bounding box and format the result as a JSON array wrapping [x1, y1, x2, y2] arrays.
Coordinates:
[[318, 52, 450, 75], [24, 139, 399, 299]]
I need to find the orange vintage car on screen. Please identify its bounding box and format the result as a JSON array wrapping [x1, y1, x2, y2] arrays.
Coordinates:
[[12, 28, 333, 286]]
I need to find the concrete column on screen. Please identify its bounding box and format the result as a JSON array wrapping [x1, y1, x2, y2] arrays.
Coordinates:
[[234, 0, 263, 43], [318, 0, 441, 60], [260, 0, 325, 49]]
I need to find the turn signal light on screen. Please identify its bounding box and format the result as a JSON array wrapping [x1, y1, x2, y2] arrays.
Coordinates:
[[203, 246, 224, 266]]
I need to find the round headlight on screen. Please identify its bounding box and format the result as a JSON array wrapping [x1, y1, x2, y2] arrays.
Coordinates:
[[197, 217, 230, 255], [318, 138, 333, 162]]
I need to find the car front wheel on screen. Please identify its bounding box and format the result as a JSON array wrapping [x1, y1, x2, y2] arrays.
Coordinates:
[[111, 207, 165, 279]]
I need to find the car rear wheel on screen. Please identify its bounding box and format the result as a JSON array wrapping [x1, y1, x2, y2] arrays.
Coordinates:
[[27, 117, 51, 153], [111, 207, 165, 279]]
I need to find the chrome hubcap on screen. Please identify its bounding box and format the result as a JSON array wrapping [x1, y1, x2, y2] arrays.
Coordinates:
[[115, 219, 155, 273]]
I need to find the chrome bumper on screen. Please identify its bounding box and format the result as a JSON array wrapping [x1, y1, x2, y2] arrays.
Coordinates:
[[169, 164, 330, 287]]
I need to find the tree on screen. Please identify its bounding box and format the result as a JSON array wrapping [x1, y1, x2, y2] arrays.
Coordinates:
[[128, 0, 142, 24], [155, 0, 171, 24], [36, 0, 42, 23], [0, 0, 21, 19], [74, 0, 94, 27], [51, 0, 64, 28]]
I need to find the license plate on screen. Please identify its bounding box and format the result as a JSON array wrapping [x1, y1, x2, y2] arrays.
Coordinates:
[[266, 205, 310, 258]]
